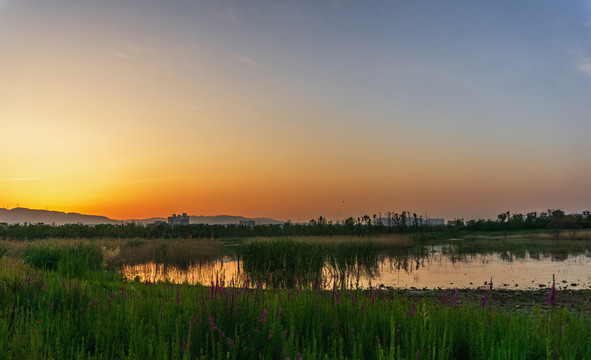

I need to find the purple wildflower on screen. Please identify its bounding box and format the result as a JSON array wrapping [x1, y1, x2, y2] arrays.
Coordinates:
[[407, 303, 416, 317], [26, 276, 31, 285], [417, 350, 420, 360], [259, 309, 268, 323], [489, 278, 493, 291], [279, 308, 283, 319], [481, 293, 489, 308], [228, 338, 234, 349]]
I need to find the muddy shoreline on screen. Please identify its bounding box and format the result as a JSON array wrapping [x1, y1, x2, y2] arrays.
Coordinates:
[[380, 288, 591, 314]]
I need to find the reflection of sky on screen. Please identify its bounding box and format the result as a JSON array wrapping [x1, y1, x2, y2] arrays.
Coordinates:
[[121, 251, 591, 290]]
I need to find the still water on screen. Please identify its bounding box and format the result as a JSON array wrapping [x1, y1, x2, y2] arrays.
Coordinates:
[[121, 243, 591, 290]]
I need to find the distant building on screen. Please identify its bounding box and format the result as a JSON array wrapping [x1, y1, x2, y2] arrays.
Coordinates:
[[147, 220, 167, 226], [424, 218, 445, 226], [168, 213, 189, 226], [239, 220, 256, 227], [376, 217, 445, 226]]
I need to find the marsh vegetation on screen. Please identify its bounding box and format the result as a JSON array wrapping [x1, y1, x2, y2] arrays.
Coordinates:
[[1, 234, 591, 358]]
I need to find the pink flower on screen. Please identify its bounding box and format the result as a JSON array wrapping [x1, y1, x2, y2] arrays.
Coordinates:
[[481, 293, 489, 308], [259, 309, 268, 323]]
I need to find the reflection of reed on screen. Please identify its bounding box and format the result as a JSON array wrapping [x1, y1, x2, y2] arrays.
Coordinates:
[[121, 259, 240, 285], [120, 241, 591, 290]]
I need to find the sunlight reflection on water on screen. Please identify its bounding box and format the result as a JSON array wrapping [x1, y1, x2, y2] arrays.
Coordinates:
[[121, 250, 591, 290]]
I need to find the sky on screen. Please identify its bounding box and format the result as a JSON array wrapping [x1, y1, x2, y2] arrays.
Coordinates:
[[1, 0, 591, 222]]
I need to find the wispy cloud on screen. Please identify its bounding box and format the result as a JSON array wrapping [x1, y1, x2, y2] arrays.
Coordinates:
[[233, 53, 272, 71], [576, 56, 591, 76], [235, 54, 260, 67], [1, 177, 45, 182]]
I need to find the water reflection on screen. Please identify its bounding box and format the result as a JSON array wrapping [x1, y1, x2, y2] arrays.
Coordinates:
[[122, 258, 239, 285], [120, 240, 591, 290]]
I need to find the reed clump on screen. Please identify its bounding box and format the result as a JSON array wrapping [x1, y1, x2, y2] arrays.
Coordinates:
[[24, 241, 103, 276], [237, 238, 380, 288], [116, 238, 225, 269]]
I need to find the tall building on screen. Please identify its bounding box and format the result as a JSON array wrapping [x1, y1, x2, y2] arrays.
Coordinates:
[[168, 213, 190, 226]]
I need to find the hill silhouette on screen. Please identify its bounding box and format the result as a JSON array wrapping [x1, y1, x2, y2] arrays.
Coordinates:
[[0, 207, 283, 226]]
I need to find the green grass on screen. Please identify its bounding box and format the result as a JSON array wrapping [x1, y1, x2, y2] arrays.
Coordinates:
[[24, 242, 103, 277], [1, 266, 591, 359], [1, 238, 591, 358]]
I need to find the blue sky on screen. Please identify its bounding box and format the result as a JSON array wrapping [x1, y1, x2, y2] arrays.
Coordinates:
[[1, 1, 590, 221]]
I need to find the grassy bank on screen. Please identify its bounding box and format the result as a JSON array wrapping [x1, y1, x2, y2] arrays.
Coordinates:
[[1, 264, 590, 359]]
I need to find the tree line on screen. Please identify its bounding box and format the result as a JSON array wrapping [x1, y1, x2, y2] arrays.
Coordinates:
[[0, 209, 589, 240]]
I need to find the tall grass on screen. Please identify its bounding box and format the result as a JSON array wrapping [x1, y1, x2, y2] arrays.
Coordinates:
[[116, 238, 225, 269], [1, 266, 590, 359], [1, 239, 591, 358], [237, 238, 411, 289], [24, 242, 103, 276]]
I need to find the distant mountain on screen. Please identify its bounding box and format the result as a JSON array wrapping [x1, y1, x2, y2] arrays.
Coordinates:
[[0, 207, 120, 225], [0, 207, 284, 226]]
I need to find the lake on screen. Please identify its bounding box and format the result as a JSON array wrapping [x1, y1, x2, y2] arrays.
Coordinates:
[[120, 239, 591, 290]]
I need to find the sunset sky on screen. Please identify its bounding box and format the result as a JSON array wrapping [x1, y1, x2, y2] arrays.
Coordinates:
[[1, 1, 591, 222]]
